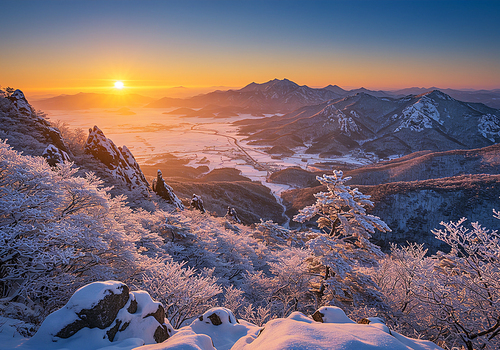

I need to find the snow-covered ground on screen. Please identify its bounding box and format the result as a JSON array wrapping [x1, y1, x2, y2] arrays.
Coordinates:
[[1, 289, 442, 350], [45, 108, 375, 193]]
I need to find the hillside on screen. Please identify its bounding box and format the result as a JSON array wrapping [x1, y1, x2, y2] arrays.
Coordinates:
[[282, 174, 500, 253], [238, 90, 500, 159]]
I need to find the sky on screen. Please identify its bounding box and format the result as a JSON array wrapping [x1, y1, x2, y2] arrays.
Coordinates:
[[1, 0, 499, 98]]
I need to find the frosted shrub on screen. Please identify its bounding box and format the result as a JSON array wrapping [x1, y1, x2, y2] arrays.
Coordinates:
[[0, 141, 151, 316], [374, 215, 500, 350], [142, 259, 222, 328]]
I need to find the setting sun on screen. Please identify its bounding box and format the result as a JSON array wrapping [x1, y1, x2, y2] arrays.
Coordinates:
[[114, 81, 124, 89]]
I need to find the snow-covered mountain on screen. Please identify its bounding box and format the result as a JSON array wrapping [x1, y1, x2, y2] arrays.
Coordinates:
[[239, 90, 500, 158]]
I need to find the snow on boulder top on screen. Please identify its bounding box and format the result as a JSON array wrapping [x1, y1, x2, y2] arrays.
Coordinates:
[[185, 307, 260, 350], [8, 89, 33, 116], [85, 125, 150, 192], [26, 281, 173, 349], [67, 281, 128, 311], [312, 306, 356, 324]]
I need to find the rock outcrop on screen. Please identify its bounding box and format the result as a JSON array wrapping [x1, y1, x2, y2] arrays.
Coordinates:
[[8, 89, 33, 116], [1, 89, 72, 166], [29, 281, 173, 346], [152, 170, 184, 209], [84, 126, 149, 193]]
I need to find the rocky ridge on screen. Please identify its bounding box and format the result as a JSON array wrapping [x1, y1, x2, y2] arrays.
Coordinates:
[[0, 89, 72, 166]]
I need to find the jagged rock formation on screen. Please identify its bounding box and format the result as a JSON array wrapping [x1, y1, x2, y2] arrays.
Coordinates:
[[0, 89, 72, 165], [152, 170, 184, 209], [28, 281, 173, 346], [239, 90, 500, 158], [84, 126, 149, 193], [8, 89, 33, 116]]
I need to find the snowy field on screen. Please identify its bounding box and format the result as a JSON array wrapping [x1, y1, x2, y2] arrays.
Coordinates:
[[45, 108, 375, 192]]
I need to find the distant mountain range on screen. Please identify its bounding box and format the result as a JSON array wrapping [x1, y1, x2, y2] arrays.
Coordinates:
[[238, 89, 500, 158], [30, 79, 500, 111], [30, 92, 155, 110]]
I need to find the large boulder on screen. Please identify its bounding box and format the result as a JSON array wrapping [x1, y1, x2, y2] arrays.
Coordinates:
[[186, 308, 259, 350], [84, 126, 150, 192], [28, 281, 174, 349]]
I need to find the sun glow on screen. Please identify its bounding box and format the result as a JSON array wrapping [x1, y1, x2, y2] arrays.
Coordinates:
[[114, 81, 124, 89]]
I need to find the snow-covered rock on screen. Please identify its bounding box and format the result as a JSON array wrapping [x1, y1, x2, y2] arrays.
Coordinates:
[[85, 126, 150, 192], [1, 89, 72, 165], [182, 308, 260, 350], [311, 306, 356, 324], [8, 89, 33, 116], [190, 194, 206, 213], [42, 144, 71, 166], [26, 281, 173, 349], [152, 170, 184, 209], [231, 311, 442, 350]]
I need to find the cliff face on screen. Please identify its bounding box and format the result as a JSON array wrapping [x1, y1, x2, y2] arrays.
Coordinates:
[[0, 89, 71, 166], [84, 126, 150, 193], [282, 174, 500, 253]]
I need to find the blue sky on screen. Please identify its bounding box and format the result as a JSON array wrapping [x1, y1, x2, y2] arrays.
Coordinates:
[[1, 0, 499, 94]]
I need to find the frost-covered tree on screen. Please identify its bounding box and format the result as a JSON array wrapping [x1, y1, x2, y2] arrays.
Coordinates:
[[373, 214, 500, 350], [294, 171, 391, 309], [243, 247, 314, 318], [141, 259, 222, 328], [0, 141, 149, 315]]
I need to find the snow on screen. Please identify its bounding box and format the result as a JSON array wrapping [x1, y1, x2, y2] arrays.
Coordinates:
[[395, 96, 442, 132], [136, 329, 215, 350], [181, 308, 260, 350], [478, 114, 500, 142], [0, 307, 444, 350], [315, 306, 356, 323], [231, 311, 442, 350]]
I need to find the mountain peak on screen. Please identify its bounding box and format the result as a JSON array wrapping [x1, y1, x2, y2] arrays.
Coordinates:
[[418, 89, 454, 101]]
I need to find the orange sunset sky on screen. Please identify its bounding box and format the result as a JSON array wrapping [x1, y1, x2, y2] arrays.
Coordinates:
[[1, 0, 499, 98]]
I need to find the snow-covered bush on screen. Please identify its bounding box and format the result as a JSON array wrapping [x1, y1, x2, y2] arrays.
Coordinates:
[[0, 141, 151, 317], [141, 259, 222, 328], [243, 247, 314, 319], [373, 215, 500, 350]]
